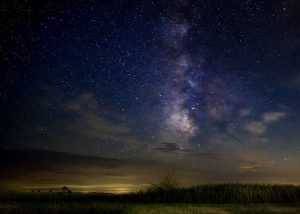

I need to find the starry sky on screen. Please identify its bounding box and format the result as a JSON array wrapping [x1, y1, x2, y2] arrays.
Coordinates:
[[1, 0, 300, 191]]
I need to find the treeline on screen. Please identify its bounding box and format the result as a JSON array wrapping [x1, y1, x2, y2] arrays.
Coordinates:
[[135, 184, 300, 203], [2, 184, 300, 204]]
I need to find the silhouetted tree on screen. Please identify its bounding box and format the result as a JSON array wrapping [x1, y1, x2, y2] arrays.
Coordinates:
[[151, 171, 179, 190]]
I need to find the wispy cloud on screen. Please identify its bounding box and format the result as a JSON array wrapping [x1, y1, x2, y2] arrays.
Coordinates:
[[263, 112, 288, 124], [68, 112, 130, 137], [154, 142, 192, 154], [245, 121, 267, 135], [239, 164, 273, 172], [65, 93, 141, 146], [245, 111, 288, 135]]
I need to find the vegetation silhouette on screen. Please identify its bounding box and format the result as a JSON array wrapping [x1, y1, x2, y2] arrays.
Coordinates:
[[150, 171, 180, 191]]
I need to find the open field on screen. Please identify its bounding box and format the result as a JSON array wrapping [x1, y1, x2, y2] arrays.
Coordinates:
[[1, 202, 300, 214]]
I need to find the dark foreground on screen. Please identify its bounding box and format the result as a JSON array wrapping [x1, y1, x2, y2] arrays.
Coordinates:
[[1, 202, 300, 214], [1, 184, 300, 213]]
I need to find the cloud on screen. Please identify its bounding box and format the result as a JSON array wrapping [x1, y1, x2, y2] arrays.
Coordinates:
[[2, 147, 300, 192], [262, 112, 288, 123], [154, 142, 192, 154], [0, 148, 164, 193], [65, 93, 141, 146], [245, 111, 288, 135], [153, 142, 227, 161], [65, 93, 98, 112], [69, 112, 129, 137], [239, 164, 273, 172], [245, 121, 267, 135]]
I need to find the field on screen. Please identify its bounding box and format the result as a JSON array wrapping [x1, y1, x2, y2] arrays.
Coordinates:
[[1, 184, 300, 213], [1, 202, 300, 214]]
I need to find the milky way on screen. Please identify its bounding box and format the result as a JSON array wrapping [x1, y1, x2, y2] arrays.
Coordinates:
[[160, 2, 198, 146]]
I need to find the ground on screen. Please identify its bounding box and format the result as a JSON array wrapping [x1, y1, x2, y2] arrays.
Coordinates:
[[1, 202, 300, 214]]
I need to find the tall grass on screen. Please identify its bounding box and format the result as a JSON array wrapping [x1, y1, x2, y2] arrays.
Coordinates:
[[1, 202, 300, 214], [137, 184, 300, 203]]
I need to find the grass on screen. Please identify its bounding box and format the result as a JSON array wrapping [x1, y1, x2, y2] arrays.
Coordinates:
[[140, 184, 300, 203], [0, 201, 129, 214], [1, 184, 300, 213], [1, 202, 300, 214], [133, 204, 300, 214]]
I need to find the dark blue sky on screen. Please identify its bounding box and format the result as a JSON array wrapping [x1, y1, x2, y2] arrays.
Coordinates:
[[1, 0, 300, 185]]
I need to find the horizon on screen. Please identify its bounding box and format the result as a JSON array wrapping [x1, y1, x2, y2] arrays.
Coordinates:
[[1, 148, 300, 193]]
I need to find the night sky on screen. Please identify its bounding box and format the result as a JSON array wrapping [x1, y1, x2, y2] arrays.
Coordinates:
[[1, 0, 300, 192]]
